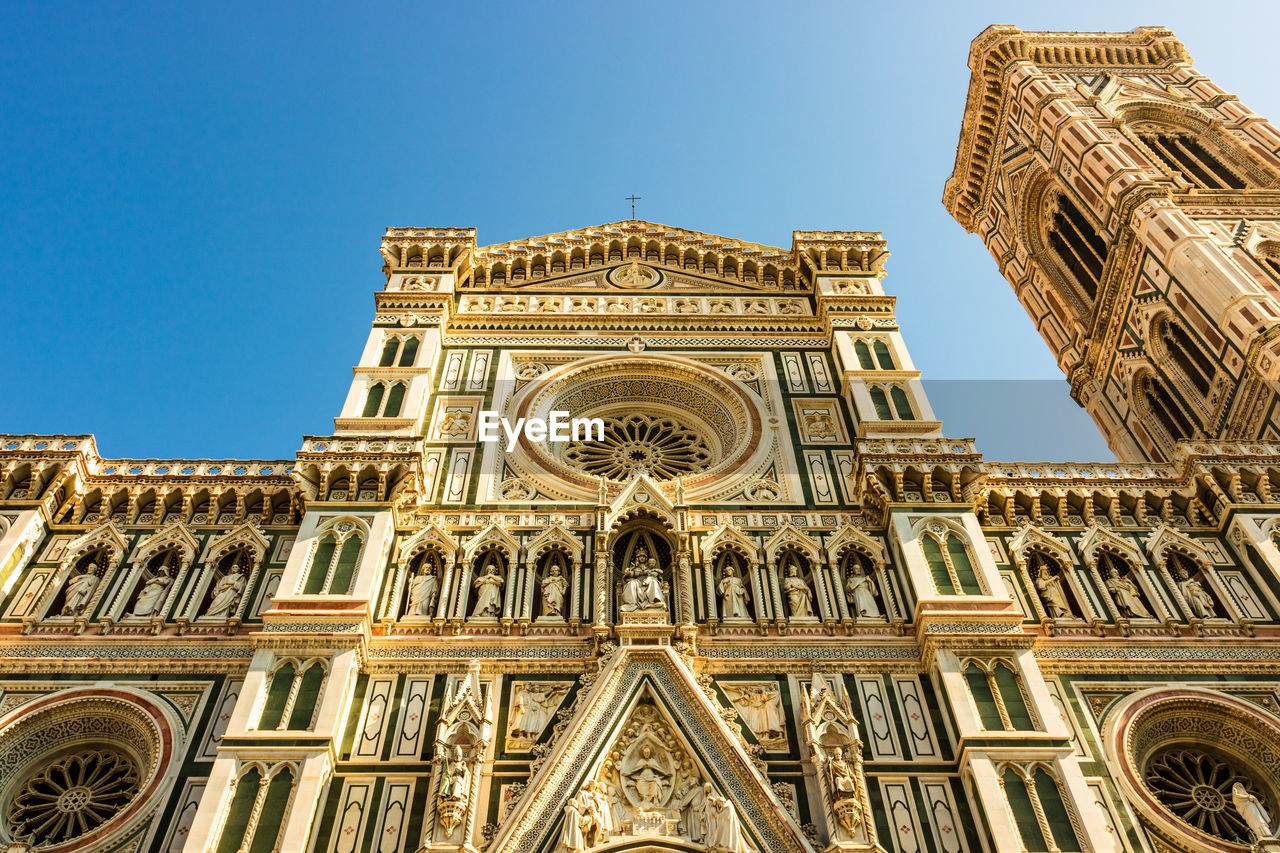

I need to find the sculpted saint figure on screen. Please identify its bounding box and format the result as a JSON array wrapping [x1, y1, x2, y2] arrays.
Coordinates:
[[203, 568, 246, 619], [1106, 570, 1151, 618], [131, 569, 171, 618], [1179, 574, 1216, 619], [1035, 566, 1073, 618], [408, 567, 439, 617], [541, 564, 568, 618], [622, 745, 671, 809], [560, 791, 589, 853], [725, 684, 785, 744], [702, 784, 747, 853], [439, 744, 470, 803], [580, 780, 613, 846], [827, 746, 859, 799], [508, 683, 568, 742], [845, 565, 882, 619], [471, 559, 504, 618], [61, 567, 99, 616], [783, 565, 813, 618], [719, 564, 751, 620], [620, 545, 665, 612], [1232, 782, 1274, 840]]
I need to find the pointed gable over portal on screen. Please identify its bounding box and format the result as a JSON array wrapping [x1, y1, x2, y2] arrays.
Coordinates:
[[488, 647, 813, 853]]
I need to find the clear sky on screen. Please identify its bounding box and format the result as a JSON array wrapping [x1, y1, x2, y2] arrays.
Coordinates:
[[2, 1, 1276, 463]]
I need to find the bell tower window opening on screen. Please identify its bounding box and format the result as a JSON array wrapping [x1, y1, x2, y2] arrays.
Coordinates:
[[1138, 130, 1248, 190], [1045, 192, 1109, 302], [1141, 374, 1197, 446], [1157, 317, 1216, 398]]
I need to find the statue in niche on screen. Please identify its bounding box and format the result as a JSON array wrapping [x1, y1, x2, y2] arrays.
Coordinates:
[[620, 544, 666, 612], [130, 568, 171, 618], [438, 744, 471, 806], [471, 557, 505, 618], [507, 682, 571, 744], [702, 784, 747, 853], [718, 562, 751, 620], [1174, 566, 1217, 619], [203, 566, 246, 620], [408, 565, 439, 617], [827, 746, 859, 801], [721, 683, 786, 748], [782, 564, 813, 618], [1232, 782, 1275, 841], [1034, 565, 1073, 618], [1105, 569, 1151, 618], [844, 563, 882, 619], [540, 564, 569, 618], [61, 567, 99, 616]]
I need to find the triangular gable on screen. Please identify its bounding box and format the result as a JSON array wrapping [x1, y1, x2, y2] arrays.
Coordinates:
[[605, 475, 678, 532], [1079, 524, 1144, 568], [824, 526, 888, 566], [1144, 523, 1212, 566], [526, 522, 585, 562], [463, 521, 521, 562], [65, 521, 130, 567], [763, 522, 822, 563], [699, 524, 760, 563], [397, 521, 460, 565], [131, 521, 200, 567], [205, 520, 270, 566], [1007, 523, 1073, 568], [488, 647, 813, 853]]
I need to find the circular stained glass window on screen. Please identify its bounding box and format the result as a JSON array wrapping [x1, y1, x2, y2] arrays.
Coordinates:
[[7, 748, 142, 845], [562, 413, 713, 481], [1144, 747, 1262, 844]]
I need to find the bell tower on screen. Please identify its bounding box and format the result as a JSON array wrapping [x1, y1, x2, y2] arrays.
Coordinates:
[[944, 26, 1280, 462]]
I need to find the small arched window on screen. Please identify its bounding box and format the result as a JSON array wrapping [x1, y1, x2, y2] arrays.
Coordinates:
[[399, 337, 419, 366], [1140, 374, 1196, 445], [379, 339, 399, 366], [1138, 130, 1248, 190], [890, 386, 914, 420], [873, 341, 894, 369], [869, 387, 893, 420], [854, 341, 874, 370], [921, 531, 982, 595], [362, 383, 386, 417], [1157, 317, 1215, 397], [383, 383, 406, 418], [1002, 769, 1050, 852], [303, 530, 362, 595], [1045, 191, 1109, 302]]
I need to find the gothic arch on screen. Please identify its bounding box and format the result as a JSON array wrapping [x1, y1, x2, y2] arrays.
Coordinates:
[[1017, 170, 1106, 316], [463, 522, 520, 563]]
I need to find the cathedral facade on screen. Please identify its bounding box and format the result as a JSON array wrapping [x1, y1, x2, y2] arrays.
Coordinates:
[[1, 24, 1280, 853]]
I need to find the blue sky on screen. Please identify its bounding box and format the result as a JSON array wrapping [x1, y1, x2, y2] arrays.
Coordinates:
[[2, 1, 1277, 463]]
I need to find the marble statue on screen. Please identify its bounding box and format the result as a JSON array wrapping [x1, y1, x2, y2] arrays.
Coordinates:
[[560, 791, 589, 853], [1106, 570, 1151, 618], [783, 565, 813, 618], [620, 545, 665, 612], [1233, 782, 1274, 840], [439, 744, 470, 804], [130, 569, 171, 618], [719, 564, 751, 620], [541, 564, 568, 618], [408, 566, 439, 616], [1179, 574, 1216, 619], [702, 784, 747, 853], [580, 780, 613, 846], [845, 566, 882, 619], [827, 746, 858, 799], [203, 568, 245, 619], [471, 559, 504, 618], [1035, 566, 1073, 618], [61, 568, 99, 616]]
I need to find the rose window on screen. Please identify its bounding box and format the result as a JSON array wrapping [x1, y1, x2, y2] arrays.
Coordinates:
[[1144, 748, 1260, 844], [7, 748, 142, 845], [563, 414, 713, 481]]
